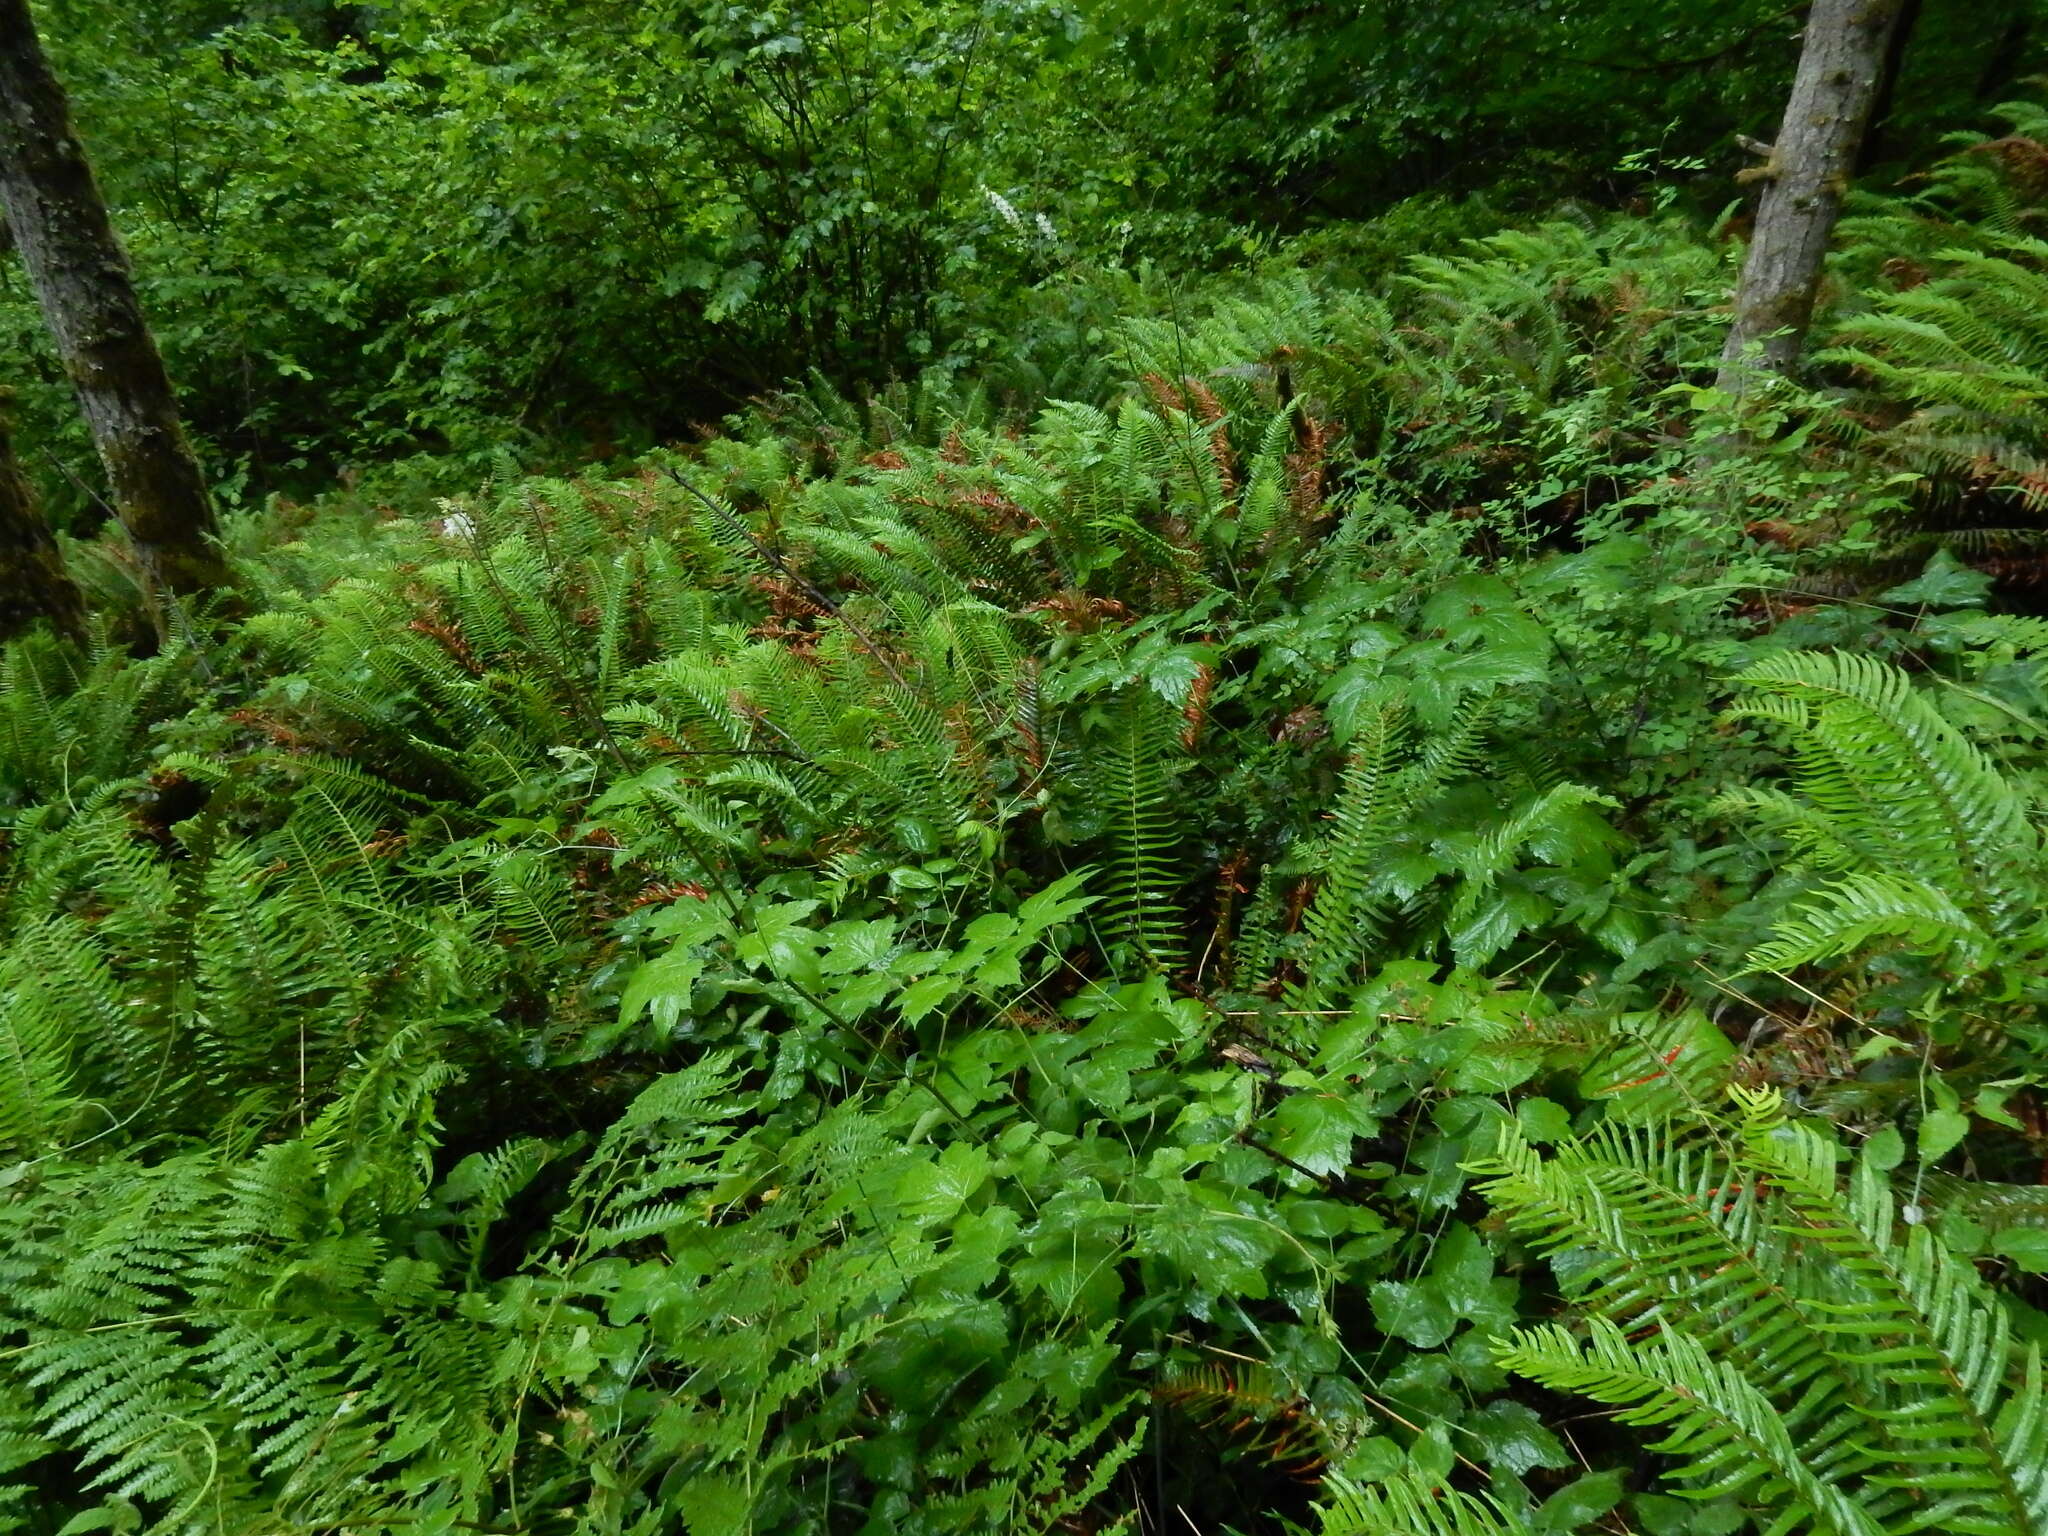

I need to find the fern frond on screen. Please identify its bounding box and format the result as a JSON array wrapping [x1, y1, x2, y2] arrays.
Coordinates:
[[1313, 1472, 1522, 1536], [1093, 688, 1187, 971], [0, 922, 81, 1154], [1744, 870, 1988, 974], [1499, 1320, 1882, 1536], [1483, 1088, 2048, 1536], [1296, 701, 1404, 1003], [1728, 649, 2040, 974]]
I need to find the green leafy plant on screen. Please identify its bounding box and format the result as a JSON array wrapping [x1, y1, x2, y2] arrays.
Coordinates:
[[15, 100, 2048, 1530], [1473, 1086, 2048, 1536], [1719, 647, 2048, 1050]]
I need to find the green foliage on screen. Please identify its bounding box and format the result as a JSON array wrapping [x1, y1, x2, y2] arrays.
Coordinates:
[[13, 0, 2034, 518], [18, 77, 2048, 1535], [1824, 236, 2048, 534], [0, 289, 1775, 1523], [1719, 646, 2048, 1059], [1313, 1474, 1523, 1536], [1475, 1087, 2048, 1536], [1822, 104, 2048, 555]]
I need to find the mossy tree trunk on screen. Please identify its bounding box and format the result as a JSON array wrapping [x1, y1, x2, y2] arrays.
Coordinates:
[[0, 0, 231, 599], [0, 388, 82, 641], [1717, 0, 1906, 393]]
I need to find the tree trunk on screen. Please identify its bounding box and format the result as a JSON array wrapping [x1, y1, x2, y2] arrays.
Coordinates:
[[1855, 0, 1922, 173], [0, 388, 82, 642], [1717, 0, 1906, 394], [1974, 10, 2031, 102], [0, 0, 231, 599]]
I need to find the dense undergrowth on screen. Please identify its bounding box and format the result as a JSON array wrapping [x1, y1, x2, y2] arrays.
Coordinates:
[[8, 0, 2029, 512], [11, 102, 2048, 1536]]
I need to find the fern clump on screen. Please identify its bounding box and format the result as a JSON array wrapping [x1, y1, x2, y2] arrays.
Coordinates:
[[1719, 647, 2048, 1064], [1474, 1088, 2048, 1536]]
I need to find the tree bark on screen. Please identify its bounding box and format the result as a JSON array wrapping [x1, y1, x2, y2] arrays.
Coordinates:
[[0, 0, 231, 598], [1717, 0, 1906, 394], [0, 388, 82, 642], [1855, 0, 1922, 173]]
